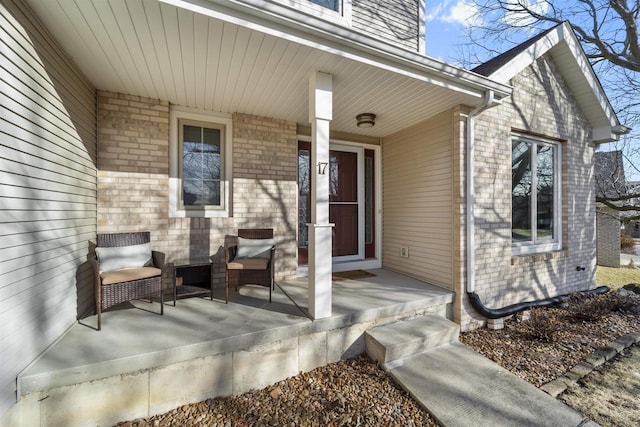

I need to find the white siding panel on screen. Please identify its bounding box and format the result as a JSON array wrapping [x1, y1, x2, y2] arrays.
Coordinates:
[[382, 110, 453, 289], [0, 168, 95, 198], [0, 100, 91, 173], [1, 243, 92, 318], [0, 131, 95, 183], [0, 206, 95, 223], [1, 271, 80, 373], [352, 0, 419, 51], [0, 10, 95, 128], [0, 0, 96, 417]]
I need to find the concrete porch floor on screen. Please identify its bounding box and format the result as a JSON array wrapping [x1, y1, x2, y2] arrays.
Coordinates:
[[18, 269, 454, 402]]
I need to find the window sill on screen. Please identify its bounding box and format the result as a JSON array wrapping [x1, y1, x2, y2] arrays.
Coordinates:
[[268, 0, 352, 27], [511, 250, 568, 265], [169, 205, 230, 219]]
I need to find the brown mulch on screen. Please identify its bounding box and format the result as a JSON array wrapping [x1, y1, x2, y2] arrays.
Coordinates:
[[117, 291, 639, 427]]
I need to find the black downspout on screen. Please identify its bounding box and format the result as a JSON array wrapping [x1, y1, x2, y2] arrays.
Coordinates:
[[467, 286, 610, 319]]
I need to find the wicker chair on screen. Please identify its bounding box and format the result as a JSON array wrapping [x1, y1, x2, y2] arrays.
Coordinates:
[[92, 232, 164, 330], [225, 229, 275, 303]]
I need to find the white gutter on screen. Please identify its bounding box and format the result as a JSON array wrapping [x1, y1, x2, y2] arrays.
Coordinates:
[[466, 90, 497, 293]]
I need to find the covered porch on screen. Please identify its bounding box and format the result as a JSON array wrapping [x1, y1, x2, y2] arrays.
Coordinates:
[[18, 269, 452, 426], [22, 0, 511, 321]]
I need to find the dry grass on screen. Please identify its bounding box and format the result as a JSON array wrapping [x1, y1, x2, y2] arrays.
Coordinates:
[[559, 346, 640, 427], [596, 265, 640, 290]]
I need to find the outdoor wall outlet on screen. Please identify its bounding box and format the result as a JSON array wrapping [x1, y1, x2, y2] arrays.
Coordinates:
[[400, 247, 409, 258]]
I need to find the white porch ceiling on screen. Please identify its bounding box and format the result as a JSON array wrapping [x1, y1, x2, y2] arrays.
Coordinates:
[[26, 0, 504, 137]]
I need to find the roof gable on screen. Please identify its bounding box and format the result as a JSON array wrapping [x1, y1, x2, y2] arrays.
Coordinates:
[[473, 22, 626, 143]]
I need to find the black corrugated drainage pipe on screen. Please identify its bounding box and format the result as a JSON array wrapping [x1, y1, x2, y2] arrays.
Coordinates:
[[467, 286, 610, 319]]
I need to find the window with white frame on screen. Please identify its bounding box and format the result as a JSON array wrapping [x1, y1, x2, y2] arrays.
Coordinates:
[[180, 121, 222, 207], [308, 0, 340, 12], [169, 107, 232, 218], [511, 133, 562, 254], [272, 0, 351, 24]]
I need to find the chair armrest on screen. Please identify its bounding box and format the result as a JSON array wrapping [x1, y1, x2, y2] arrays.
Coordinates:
[[152, 251, 165, 269], [268, 245, 276, 269], [90, 254, 102, 287], [226, 245, 237, 263]]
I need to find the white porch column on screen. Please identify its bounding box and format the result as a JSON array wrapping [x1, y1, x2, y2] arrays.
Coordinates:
[[308, 71, 333, 319]]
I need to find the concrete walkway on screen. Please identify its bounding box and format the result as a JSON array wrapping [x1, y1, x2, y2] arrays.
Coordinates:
[[390, 343, 591, 427], [620, 245, 640, 266], [366, 316, 597, 427]]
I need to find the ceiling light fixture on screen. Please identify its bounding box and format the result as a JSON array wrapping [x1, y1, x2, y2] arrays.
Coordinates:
[[356, 113, 376, 128]]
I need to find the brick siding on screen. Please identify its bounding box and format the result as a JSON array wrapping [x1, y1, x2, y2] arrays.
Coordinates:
[[455, 56, 596, 330], [97, 92, 298, 290], [596, 206, 621, 267]]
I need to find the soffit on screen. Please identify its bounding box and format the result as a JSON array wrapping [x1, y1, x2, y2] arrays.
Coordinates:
[[25, 0, 492, 137], [547, 42, 617, 128]]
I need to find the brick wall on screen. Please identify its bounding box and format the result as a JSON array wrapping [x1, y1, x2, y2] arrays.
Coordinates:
[[97, 92, 298, 290], [455, 56, 596, 330], [596, 205, 620, 267]]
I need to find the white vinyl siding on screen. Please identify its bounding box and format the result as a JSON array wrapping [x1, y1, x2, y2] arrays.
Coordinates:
[[352, 0, 420, 51], [382, 110, 453, 289], [0, 0, 96, 417]]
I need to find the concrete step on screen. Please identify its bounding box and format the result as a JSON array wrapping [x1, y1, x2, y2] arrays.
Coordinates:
[[365, 314, 459, 367], [388, 342, 588, 427]]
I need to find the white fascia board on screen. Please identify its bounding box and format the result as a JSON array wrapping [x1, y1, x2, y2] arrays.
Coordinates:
[[593, 126, 619, 144], [159, 0, 512, 101], [488, 28, 561, 84], [488, 22, 619, 130], [557, 25, 619, 128]]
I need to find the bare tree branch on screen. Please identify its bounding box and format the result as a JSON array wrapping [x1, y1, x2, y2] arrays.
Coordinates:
[[465, 0, 640, 218]]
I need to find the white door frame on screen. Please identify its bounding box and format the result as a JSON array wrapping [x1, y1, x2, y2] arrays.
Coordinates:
[[297, 136, 382, 274]]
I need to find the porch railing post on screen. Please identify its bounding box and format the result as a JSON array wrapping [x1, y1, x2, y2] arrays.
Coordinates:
[[308, 71, 333, 319]]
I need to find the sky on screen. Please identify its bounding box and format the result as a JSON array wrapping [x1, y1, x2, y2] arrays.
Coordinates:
[[423, 0, 638, 179], [424, 0, 481, 64], [424, 0, 549, 66]]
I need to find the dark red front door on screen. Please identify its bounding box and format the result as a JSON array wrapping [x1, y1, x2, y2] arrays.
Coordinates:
[[329, 150, 358, 257], [298, 142, 375, 264]]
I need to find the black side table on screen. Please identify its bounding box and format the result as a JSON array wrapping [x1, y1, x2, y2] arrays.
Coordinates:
[[172, 258, 214, 305]]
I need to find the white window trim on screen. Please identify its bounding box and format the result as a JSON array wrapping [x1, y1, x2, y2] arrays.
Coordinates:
[[511, 132, 562, 255], [169, 106, 233, 218], [269, 0, 352, 27]]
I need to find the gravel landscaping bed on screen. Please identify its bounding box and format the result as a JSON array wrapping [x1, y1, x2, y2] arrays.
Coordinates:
[[460, 290, 640, 387], [116, 356, 438, 427], [117, 290, 639, 427]]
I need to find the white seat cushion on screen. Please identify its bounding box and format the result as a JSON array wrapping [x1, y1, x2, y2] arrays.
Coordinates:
[[96, 242, 153, 272], [236, 237, 274, 259]]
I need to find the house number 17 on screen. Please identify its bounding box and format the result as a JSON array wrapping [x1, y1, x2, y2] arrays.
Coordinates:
[[317, 162, 328, 175]]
